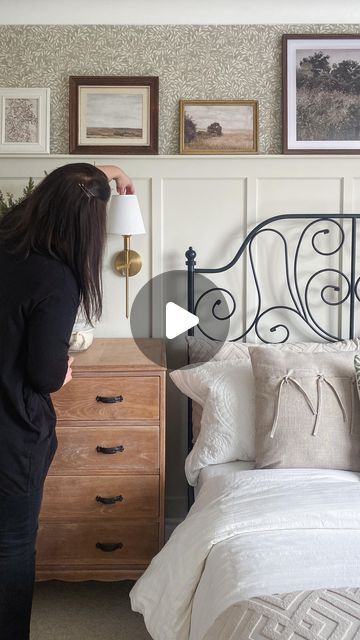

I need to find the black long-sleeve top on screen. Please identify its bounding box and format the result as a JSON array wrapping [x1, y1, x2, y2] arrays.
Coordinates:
[[0, 242, 80, 495]]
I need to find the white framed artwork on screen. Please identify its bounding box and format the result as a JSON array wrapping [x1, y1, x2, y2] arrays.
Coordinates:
[[0, 88, 50, 154]]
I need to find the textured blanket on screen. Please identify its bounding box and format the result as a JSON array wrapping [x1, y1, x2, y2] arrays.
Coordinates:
[[204, 589, 360, 640]]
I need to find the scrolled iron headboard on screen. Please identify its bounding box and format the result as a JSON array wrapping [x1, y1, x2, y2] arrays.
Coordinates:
[[185, 213, 360, 479], [186, 214, 360, 344]]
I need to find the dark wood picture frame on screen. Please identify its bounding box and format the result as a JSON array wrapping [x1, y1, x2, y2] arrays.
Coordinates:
[[69, 76, 159, 154], [282, 33, 360, 154]]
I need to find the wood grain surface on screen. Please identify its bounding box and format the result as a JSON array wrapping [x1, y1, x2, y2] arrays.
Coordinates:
[[49, 427, 159, 474], [52, 376, 160, 422], [69, 338, 166, 371], [41, 475, 159, 520], [37, 522, 159, 565]]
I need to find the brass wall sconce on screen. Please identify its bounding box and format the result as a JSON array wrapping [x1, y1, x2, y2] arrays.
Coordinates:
[[108, 195, 145, 318]]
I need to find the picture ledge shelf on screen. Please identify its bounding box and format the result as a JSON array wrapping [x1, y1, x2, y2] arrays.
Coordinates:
[[0, 153, 360, 160]]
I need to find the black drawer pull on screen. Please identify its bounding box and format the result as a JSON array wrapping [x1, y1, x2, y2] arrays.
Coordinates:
[[96, 542, 123, 553], [96, 445, 124, 454], [96, 395, 123, 404], [96, 494, 123, 505]]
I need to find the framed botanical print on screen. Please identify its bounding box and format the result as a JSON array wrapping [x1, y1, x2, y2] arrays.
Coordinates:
[[179, 100, 258, 154], [69, 76, 159, 154], [0, 88, 50, 154], [283, 34, 360, 153]]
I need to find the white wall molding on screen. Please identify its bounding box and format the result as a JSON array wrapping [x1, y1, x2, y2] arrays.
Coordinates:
[[2, 153, 360, 515], [1, 153, 359, 340], [1, 0, 360, 25]]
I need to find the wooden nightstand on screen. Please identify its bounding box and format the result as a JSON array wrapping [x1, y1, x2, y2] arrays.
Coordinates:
[[35, 338, 166, 582]]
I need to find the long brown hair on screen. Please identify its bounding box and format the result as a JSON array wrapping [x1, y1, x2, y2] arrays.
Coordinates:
[[0, 163, 111, 325]]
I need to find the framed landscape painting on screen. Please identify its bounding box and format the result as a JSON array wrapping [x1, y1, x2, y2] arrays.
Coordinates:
[[69, 76, 159, 154], [179, 100, 258, 154], [0, 87, 50, 154], [283, 34, 360, 153]]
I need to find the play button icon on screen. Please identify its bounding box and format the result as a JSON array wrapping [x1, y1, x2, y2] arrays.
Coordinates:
[[130, 269, 231, 367], [166, 302, 199, 339]]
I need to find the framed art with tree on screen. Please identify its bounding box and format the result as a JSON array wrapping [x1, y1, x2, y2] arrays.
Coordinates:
[[179, 100, 258, 154], [283, 34, 360, 153]]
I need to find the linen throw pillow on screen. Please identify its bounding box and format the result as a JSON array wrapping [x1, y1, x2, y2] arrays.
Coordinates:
[[249, 346, 360, 471], [187, 336, 360, 442], [170, 360, 255, 485]]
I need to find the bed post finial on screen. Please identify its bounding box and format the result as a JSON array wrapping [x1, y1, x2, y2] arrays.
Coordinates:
[[185, 246, 197, 266], [186, 247, 196, 318]]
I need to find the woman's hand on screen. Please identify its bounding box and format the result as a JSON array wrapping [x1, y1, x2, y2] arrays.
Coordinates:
[[62, 355, 74, 386], [114, 173, 135, 195], [97, 165, 135, 195]]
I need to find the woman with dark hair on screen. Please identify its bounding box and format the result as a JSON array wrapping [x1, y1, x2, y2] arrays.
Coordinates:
[[0, 162, 134, 639]]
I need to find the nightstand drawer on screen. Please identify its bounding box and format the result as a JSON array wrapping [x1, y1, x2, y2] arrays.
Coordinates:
[[37, 522, 159, 566], [41, 475, 159, 519], [52, 376, 159, 421], [49, 426, 159, 474]]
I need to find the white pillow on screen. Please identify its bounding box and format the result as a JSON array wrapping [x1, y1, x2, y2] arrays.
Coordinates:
[[170, 360, 255, 485]]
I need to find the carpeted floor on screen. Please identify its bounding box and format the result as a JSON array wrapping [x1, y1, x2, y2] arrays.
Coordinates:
[[30, 581, 152, 640]]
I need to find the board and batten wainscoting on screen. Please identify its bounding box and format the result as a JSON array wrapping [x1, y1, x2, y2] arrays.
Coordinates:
[[1, 154, 359, 520]]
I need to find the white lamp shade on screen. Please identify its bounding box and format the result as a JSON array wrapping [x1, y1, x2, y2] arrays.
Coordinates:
[[107, 194, 145, 236]]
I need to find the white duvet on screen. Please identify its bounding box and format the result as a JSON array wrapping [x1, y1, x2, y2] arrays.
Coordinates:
[[130, 469, 360, 640]]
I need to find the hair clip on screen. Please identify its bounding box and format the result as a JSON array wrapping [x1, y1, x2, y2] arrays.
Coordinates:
[[78, 183, 95, 199]]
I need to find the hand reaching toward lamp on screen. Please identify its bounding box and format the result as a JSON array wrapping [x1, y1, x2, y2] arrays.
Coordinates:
[[97, 164, 135, 195]]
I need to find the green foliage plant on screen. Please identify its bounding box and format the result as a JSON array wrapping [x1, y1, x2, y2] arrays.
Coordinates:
[[0, 177, 35, 216]]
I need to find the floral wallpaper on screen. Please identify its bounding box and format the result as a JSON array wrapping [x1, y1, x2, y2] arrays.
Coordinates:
[[0, 24, 358, 154]]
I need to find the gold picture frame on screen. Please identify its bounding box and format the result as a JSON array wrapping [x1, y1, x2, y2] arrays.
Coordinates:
[[179, 99, 258, 154]]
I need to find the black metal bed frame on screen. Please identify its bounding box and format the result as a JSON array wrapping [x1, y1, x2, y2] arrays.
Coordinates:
[[185, 213, 360, 469]]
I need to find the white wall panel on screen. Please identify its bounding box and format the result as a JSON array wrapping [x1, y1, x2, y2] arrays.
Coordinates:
[[256, 178, 343, 217], [2, 154, 360, 515], [352, 178, 360, 213], [163, 177, 246, 270]]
